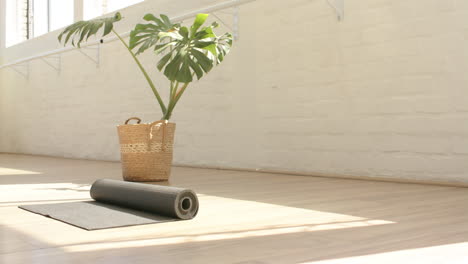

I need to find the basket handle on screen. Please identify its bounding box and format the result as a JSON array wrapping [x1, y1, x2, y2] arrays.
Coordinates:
[[125, 117, 141, 125], [148, 120, 169, 151]]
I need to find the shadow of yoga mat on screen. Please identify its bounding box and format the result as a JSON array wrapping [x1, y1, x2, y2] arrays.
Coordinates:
[[19, 179, 199, 230]]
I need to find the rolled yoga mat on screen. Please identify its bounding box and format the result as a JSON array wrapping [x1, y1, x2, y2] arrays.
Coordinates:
[[19, 179, 199, 230], [90, 179, 198, 220]]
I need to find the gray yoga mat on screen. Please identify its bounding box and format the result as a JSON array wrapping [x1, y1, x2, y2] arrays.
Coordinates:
[[19, 179, 199, 230]]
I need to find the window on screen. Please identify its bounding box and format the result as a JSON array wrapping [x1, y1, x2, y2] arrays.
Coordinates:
[[32, 0, 48, 37], [5, 0, 144, 47], [49, 0, 74, 32], [5, 0, 73, 47], [32, 0, 74, 37], [5, 0, 28, 47], [83, 0, 144, 20]]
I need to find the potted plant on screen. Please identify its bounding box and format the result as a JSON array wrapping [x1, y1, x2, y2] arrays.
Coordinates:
[[58, 12, 232, 181]]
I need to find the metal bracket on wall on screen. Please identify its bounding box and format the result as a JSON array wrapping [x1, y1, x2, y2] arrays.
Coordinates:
[[211, 6, 240, 40], [78, 44, 100, 67], [326, 0, 344, 21], [40, 54, 61, 74], [10, 62, 30, 80]]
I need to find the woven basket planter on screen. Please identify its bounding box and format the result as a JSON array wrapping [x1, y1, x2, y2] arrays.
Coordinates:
[[117, 117, 176, 182]]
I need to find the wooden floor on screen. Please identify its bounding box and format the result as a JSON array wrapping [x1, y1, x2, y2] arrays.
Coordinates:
[[0, 154, 467, 264]]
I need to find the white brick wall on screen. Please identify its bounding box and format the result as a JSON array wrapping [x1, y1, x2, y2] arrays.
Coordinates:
[[1, 0, 468, 184], [0, 0, 6, 61]]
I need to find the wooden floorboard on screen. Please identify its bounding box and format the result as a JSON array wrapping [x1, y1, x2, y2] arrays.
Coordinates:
[[0, 153, 467, 264]]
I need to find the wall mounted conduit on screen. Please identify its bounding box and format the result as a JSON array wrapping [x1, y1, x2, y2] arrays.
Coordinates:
[[40, 54, 61, 73], [9, 62, 30, 79], [78, 45, 100, 67], [326, 0, 344, 20]]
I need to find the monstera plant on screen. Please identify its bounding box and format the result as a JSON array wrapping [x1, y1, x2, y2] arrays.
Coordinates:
[[58, 12, 233, 182], [59, 12, 232, 119]]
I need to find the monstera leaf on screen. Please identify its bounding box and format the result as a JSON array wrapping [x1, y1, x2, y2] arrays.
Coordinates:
[[129, 14, 179, 55], [58, 12, 122, 47], [57, 11, 234, 120], [130, 13, 233, 83], [57, 12, 168, 116]]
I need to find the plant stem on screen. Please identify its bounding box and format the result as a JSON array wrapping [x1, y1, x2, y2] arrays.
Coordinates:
[[169, 81, 174, 101], [172, 81, 179, 100], [174, 83, 188, 102], [163, 83, 189, 120], [168, 81, 176, 110], [163, 81, 179, 120], [112, 29, 167, 115]]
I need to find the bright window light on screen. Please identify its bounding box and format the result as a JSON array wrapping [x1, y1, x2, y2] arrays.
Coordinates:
[[106, 0, 144, 13], [83, 0, 103, 20], [49, 0, 74, 31], [5, 0, 27, 47], [33, 0, 49, 37], [5, 0, 74, 46], [84, 0, 144, 20]]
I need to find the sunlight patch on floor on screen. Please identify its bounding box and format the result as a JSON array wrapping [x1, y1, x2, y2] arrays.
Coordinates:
[[0, 183, 91, 204], [62, 219, 394, 253], [1, 182, 395, 252], [0, 167, 42, 176], [2, 193, 394, 251]]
